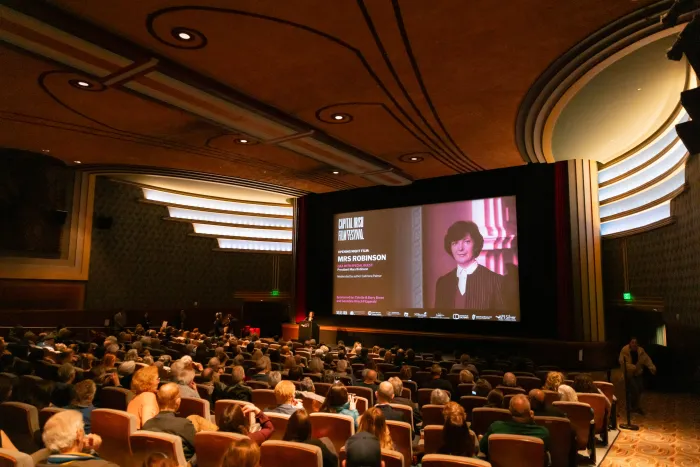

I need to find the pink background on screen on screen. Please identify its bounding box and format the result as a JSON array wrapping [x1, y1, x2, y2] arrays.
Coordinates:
[[422, 197, 518, 308]]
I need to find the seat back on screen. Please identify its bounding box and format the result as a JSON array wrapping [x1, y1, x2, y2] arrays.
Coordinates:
[[194, 431, 248, 467], [534, 416, 573, 467], [458, 383, 475, 397], [0, 402, 39, 453], [483, 375, 503, 387], [470, 408, 512, 436], [389, 403, 413, 427], [266, 412, 290, 440], [346, 386, 373, 406], [100, 387, 135, 411], [196, 383, 214, 401], [261, 440, 322, 467], [215, 399, 250, 426], [458, 396, 487, 419], [543, 390, 560, 405], [494, 386, 525, 396], [355, 396, 369, 416], [252, 389, 278, 411], [131, 431, 187, 467], [247, 380, 270, 390], [481, 370, 504, 376], [577, 393, 609, 435], [423, 425, 444, 455], [446, 373, 461, 389], [402, 380, 418, 402], [422, 454, 492, 466], [0, 448, 34, 467], [378, 363, 396, 374], [386, 420, 412, 467], [593, 381, 615, 405], [178, 397, 210, 419], [91, 408, 138, 467], [314, 382, 331, 397], [488, 434, 545, 467], [552, 401, 593, 450], [309, 412, 354, 454], [339, 447, 404, 467], [400, 387, 412, 400], [516, 377, 542, 392], [414, 371, 431, 387], [421, 404, 446, 427], [39, 407, 65, 430]]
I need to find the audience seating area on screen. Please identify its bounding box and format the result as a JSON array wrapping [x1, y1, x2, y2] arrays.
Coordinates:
[[0, 325, 618, 467]]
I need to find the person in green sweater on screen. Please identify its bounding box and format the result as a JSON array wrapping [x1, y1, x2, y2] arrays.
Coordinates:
[[478, 394, 550, 457]]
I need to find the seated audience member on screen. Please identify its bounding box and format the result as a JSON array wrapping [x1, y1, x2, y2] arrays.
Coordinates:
[[399, 365, 413, 382], [307, 357, 324, 375], [220, 403, 274, 445], [142, 452, 178, 467], [282, 355, 296, 375], [1, 429, 18, 451], [356, 347, 371, 365], [478, 394, 550, 457], [40, 410, 115, 466], [251, 357, 272, 384], [265, 380, 302, 415], [284, 409, 338, 467], [207, 357, 222, 374], [450, 354, 471, 373], [52, 363, 77, 407], [459, 369, 475, 384], [343, 431, 382, 467], [573, 373, 611, 406], [221, 438, 260, 467], [288, 365, 304, 382], [430, 388, 450, 406], [374, 381, 406, 422], [320, 383, 360, 429], [466, 364, 480, 380], [423, 364, 453, 396], [528, 389, 566, 418], [128, 366, 160, 428], [358, 407, 394, 450], [170, 361, 200, 399], [388, 377, 421, 431], [142, 383, 197, 463], [500, 372, 520, 388], [65, 380, 97, 434], [543, 371, 565, 392], [118, 361, 136, 389], [474, 378, 492, 397], [268, 371, 282, 390], [558, 383, 578, 402], [440, 402, 477, 457], [21, 379, 54, 410], [486, 389, 504, 408], [250, 349, 263, 362], [298, 377, 325, 408], [224, 365, 253, 402], [356, 369, 379, 392], [0, 378, 12, 403], [333, 360, 355, 384]]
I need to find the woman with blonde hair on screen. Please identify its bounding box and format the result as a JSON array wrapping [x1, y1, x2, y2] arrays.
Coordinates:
[[127, 366, 160, 427], [358, 407, 394, 450], [543, 371, 578, 402]]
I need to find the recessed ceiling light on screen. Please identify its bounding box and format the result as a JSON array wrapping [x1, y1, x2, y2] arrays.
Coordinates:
[[399, 153, 427, 163], [178, 32, 192, 40], [637, 88, 642, 91], [332, 171, 340, 175], [410, 157, 419, 161], [41, 149, 50, 153], [239, 139, 248, 143], [329, 113, 352, 123], [333, 115, 344, 120], [74, 161, 82, 164], [77, 81, 91, 88]]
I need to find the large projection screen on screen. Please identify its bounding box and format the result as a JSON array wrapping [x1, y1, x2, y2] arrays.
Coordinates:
[[333, 196, 520, 322]]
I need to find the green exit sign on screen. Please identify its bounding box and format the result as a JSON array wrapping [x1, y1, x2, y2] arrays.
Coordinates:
[[271, 290, 280, 297], [623, 292, 632, 301]]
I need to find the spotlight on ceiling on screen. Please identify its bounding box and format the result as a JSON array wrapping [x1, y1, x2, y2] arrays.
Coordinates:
[[178, 32, 192, 40], [234, 137, 255, 145], [398, 153, 427, 163], [74, 161, 82, 164], [332, 171, 340, 175], [41, 149, 50, 153], [329, 113, 352, 123], [77, 81, 90, 88]]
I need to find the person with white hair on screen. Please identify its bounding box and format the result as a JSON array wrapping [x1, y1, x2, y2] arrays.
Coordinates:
[[40, 410, 115, 466], [117, 360, 136, 388], [170, 360, 200, 399]]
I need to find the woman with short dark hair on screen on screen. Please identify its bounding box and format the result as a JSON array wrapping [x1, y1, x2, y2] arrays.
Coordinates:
[[434, 220, 505, 311]]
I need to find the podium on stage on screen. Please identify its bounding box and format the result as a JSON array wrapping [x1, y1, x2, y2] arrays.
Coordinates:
[[298, 320, 320, 342]]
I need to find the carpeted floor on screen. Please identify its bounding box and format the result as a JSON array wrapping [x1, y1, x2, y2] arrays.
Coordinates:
[[600, 392, 700, 466]]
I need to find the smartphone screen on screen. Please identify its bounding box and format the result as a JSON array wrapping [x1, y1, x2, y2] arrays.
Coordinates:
[[472, 391, 477, 395]]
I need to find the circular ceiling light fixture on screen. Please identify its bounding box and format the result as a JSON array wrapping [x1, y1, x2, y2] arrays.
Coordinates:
[[41, 149, 50, 153], [168, 27, 207, 49], [332, 170, 340, 175], [398, 153, 429, 163], [177, 32, 192, 41], [329, 113, 352, 123], [68, 79, 104, 91], [234, 137, 257, 145], [73, 161, 82, 164]]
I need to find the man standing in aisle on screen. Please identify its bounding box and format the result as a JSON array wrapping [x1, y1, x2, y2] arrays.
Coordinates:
[[619, 337, 656, 415]]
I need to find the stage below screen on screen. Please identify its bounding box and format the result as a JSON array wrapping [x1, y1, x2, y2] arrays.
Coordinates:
[[281, 323, 615, 371]]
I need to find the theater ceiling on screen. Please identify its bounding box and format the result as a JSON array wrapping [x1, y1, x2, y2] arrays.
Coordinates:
[[0, 0, 658, 194]]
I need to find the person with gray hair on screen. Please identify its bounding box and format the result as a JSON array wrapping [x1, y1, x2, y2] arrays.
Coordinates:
[[430, 388, 450, 406], [388, 376, 421, 432], [118, 361, 136, 389], [41, 410, 114, 466], [478, 394, 550, 457], [268, 371, 282, 389], [124, 349, 139, 362], [223, 365, 252, 402], [298, 377, 325, 406], [170, 360, 200, 399]]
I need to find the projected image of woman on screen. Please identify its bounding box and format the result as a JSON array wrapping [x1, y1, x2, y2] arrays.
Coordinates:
[[434, 221, 504, 310]]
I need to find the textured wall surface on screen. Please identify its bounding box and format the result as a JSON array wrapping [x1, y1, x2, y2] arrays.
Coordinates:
[[85, 178, 291, 310], [602, 153, 700, 348]]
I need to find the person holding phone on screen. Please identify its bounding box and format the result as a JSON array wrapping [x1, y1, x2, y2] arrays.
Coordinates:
[[319, 383, 360, 429]]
